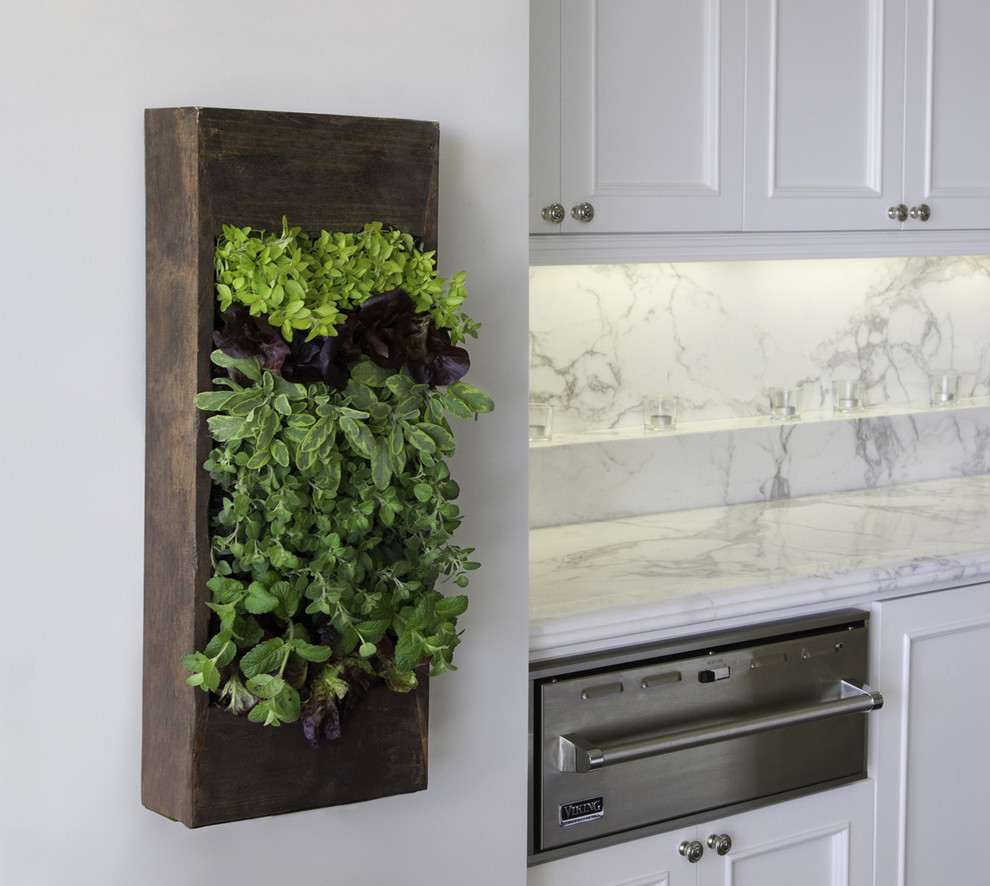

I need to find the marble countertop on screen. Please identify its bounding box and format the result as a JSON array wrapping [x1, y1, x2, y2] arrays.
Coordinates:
[[530, 474, 990, 659]]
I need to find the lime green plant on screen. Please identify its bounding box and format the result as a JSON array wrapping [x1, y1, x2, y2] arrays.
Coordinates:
[[215, 219, 478, 344]]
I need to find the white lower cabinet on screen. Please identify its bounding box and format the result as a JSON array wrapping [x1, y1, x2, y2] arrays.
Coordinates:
[[872, 583, 990, 886], [528, 779, 875, 886]]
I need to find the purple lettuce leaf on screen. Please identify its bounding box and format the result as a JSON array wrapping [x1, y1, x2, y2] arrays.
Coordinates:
[[212, 288, 471, 390]]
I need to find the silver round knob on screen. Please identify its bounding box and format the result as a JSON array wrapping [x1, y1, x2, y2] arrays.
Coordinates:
[[541, 203, 565, 224], [887, 204, 908, 222], [910, 203, 931, 222], [571, 202, 595, 223], [679, 840, 705, 863], [707, 833, 732, 856]]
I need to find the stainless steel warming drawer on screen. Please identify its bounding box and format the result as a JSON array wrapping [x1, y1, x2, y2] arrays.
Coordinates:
[[529, 611, 883, 862]]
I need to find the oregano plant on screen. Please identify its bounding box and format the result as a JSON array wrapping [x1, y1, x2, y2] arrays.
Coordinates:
[[182, 220, 493, 744]]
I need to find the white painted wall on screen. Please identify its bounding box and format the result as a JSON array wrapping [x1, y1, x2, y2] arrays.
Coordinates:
[[0, 3, 530, 884]]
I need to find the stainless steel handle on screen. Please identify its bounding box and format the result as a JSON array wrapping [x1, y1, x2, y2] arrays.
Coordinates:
[[679, 840, 704, 863], [571, 201, 595, 223], [910, 203, 931, 222], [541, 203, 565, 224], [555, 680, 883, 773], [707, 833, 732, 856], [887, 203, 908, 222]]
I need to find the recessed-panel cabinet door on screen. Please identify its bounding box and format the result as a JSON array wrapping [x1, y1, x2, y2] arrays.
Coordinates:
[[902, 0, 990, 229], [531, 0, 563, 233], [558, 0, 745, 233], [743, 0, 906, 231], [697, 780, 874, 886], [528, 824, 696, 886], [873, 583, 990, 886]]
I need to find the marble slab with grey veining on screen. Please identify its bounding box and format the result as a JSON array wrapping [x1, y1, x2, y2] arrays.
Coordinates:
[[530, 474, 990, 660], [530, 255, 990, 435], [530, 401, 990, 527]]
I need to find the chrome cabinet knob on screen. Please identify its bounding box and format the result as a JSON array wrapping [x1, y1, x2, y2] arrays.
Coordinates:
[[910, 203, 931, 221], [571, 201, 595, 223], [679, 840, 705, 863], [541, 203, 565, 224], [707, 833, 733, 856], [887, 204, 908, 222]]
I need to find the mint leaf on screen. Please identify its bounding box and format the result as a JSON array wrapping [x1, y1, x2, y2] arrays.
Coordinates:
[[394, 633, 425, 672], [435, 595, 469, 618], [244, 582, 279, 614], [269, 580, 300, 619], [290, 641, 332, 663], [240, 638, 285, 678], [246, 674, 286, 699]]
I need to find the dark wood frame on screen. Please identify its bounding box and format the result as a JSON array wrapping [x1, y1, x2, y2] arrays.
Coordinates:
[[143, 107, 438, 827]]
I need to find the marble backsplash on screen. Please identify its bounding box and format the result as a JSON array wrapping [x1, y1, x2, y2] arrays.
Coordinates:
[[529, 255, 990, 528], [529, 403, 990, 527], [530, 255, 990, 432]]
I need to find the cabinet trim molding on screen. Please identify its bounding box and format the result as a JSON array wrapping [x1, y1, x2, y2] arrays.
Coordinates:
[[530, 229, 990, 265]]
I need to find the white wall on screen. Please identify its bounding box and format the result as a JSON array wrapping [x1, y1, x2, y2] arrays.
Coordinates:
[[0, 3, 530, 884]]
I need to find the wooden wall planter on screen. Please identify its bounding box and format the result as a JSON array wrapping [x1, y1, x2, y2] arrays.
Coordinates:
[[143, 107, 438, 827]]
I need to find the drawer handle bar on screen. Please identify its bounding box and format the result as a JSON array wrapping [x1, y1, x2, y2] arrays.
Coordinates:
[[555, 680, 883, 773]]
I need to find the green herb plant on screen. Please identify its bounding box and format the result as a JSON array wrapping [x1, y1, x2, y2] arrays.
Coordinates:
[[182, 221, 492, 745], [214, 219, 478, 345]]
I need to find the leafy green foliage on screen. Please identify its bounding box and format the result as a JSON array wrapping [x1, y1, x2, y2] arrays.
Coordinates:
[[214, 218, 481, 345], [182, 221, 493, 744]]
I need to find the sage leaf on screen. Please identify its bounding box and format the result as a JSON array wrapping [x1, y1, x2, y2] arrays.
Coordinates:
[[270, 439, 290, 467], [207, 414, 247, 442], [445, 381, 495, 416], [195, 390, 236, 411], [255, 407, 279, 451], [404, 426, 437, 454], [210, 349, 261, 382], [371, 438, 392, 490], [300, 417, 332, 454], [340, 415, 375, 458]]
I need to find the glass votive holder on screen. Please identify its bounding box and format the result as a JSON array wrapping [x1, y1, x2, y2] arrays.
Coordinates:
[[768, 385, 801, 421], [642, 394, 679, 431], [929, 370, 960, 407], [832, 379, 865, 413], [529, 401, 554, 441]]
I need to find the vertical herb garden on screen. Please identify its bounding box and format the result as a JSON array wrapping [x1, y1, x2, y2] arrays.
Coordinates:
[[182, 219, 493, 745], [144, 107, 457, 825]]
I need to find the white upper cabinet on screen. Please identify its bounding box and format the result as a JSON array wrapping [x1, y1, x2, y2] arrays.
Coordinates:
[[747, 0, 990, 231], [743, 0, 906, 231], [902, 0, 990, 229], [531, 0, 990, 246], [531, 0, 746, 234]]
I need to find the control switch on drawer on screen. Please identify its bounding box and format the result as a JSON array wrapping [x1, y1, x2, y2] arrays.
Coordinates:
[[699, 666, 730, 683]]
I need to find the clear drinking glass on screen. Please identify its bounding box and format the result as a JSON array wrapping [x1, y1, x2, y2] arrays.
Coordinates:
[[929, 371, 960, 407], [832, 379, 865, 413], [529, 401, 554, 441], [768, 385, 801, 421], [642, 394, 679, 431]]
